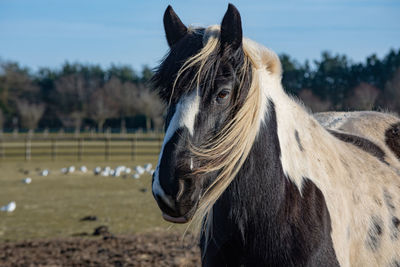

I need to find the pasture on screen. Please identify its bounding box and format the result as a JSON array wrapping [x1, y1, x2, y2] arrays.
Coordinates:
[[0, 159, 186, 242]]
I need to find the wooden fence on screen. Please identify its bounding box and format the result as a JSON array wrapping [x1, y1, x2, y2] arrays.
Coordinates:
[[0, 134, 164, 161]]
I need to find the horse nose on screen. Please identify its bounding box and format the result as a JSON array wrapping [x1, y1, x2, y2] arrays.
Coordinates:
[[153, 192, 181, 217], [152, 172, 177, 212]]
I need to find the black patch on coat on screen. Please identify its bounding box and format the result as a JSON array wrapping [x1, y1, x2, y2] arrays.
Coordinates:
[[389, 259, 400, 267], [366, 215, 383, 251], [391, 216, 400, 241], [385, 122, 400, 160], [384, 189, 396, 212], [295, 130, 304, 151], [201, 101, 339, 266], [329, 130, 386, 163]]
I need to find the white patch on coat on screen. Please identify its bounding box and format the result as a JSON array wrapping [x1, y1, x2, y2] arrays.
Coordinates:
[[152, 91, 200, 208]]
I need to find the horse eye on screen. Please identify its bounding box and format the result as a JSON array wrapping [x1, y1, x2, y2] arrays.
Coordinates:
[[217, 90, 230, 100]]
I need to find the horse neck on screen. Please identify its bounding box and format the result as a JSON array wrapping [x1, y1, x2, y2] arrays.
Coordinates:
[[215, 86, 332, 255], [213, 69, 339, 253], [222, 68, 346, 221], [226, 101, 288, 217], [258, 70, 345, 192]]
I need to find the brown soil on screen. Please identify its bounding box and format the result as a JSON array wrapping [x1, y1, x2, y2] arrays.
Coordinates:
[[0, 232, 201, 267]]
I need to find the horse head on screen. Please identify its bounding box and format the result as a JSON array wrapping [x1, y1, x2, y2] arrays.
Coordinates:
[[151, 4, 256, 224]]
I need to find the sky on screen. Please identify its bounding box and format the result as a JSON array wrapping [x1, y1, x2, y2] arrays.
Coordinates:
[[0, 0, 399, 73]]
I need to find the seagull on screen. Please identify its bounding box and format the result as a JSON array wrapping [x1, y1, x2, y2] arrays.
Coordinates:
[[124, 167, 131, 174], [68, 166, 75, 173], [40, 169, 49, 176], [116, 166, 126, 172], [0, 201, 16, 212], [144, 163, 152, 172], [80, 166, 88, 173], [94, 166, 101, 175], [22, 177, 32, 184], [61, 168, 68, 174], [133, 173, 140, 179], [101, 169, 110, 176], [134, 166, 145, 175]]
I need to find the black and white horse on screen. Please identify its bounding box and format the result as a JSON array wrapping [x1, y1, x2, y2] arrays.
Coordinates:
[[152, 4, 400, 266]]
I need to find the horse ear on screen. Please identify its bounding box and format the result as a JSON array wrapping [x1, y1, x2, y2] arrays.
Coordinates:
[[220, 3, 243, 51], [163, 5, 188, 47]]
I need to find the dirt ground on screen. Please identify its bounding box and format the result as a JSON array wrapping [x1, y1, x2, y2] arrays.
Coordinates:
[[0, 231, 201, 267]]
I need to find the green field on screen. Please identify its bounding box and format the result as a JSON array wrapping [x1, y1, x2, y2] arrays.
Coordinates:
[[0, 159, 186, 242]]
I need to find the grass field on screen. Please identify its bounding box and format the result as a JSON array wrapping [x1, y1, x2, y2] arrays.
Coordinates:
[[0, 159, 186, 242]]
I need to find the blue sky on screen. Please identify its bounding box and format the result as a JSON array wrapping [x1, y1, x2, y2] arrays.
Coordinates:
[[0, 0, 399, 72]]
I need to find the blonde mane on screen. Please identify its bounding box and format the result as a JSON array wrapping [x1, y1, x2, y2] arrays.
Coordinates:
[[170, 25, 282, 232]]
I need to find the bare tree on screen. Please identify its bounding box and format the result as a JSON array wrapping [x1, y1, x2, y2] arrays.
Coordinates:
[[0, 62, 40, 115], [55, 74, 89, 131], [346, 82, 379, 110], [298, 89, 331, 112], [136, 85, 165, 131], [55, 74, 86, 102], [57, 111, 85, 131], [88, 88, 117, 131], [15, 100, 45, 129], [103, 78, 139, 130]]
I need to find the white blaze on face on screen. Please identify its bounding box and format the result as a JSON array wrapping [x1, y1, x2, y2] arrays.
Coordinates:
[[152, 91, 200, 208]]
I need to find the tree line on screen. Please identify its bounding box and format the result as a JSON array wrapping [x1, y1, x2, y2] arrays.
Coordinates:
[[0, 48, 399, 132], [281, 49, 400, 113], [0, 62, 164, 132]]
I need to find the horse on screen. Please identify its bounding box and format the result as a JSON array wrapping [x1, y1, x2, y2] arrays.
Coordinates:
[[151, 4, 400, 266]]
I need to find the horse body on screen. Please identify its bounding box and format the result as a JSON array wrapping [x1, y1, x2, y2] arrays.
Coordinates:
[[259, 65, 400, 265], [315, 111, 400, 170], [152, 4, 400, 266]]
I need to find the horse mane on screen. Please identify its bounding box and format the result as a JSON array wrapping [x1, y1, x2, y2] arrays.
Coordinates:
[[171, 25, 282, 230]]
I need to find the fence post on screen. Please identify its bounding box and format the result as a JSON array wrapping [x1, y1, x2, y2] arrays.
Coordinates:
[[25, 138, 31, 161], [51, 138, 56, 161], [0, 139, 4, 160], [78, 138, 83, 161], [105, 137, 110, 160], [158, 133, 163, 151], [131, 137, 135, 161]]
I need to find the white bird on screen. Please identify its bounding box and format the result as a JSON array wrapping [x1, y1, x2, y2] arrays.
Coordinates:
[[124, 167, 131, 174], [80, 166, 88, 173], [0, 201, 16, 212], [116, 165, 126, 171], [22, 177, 32, 184], [68, 166, 75, 173], [144, 163, 152, 172], [61, 168, 68, 174], [135, 166, 145, 175], [94, 166, 101, 175], [110, 169, 116, 176], [40, 169, 49, 176], [101, 169, 110, 176], [133, 173, 140, 179]]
